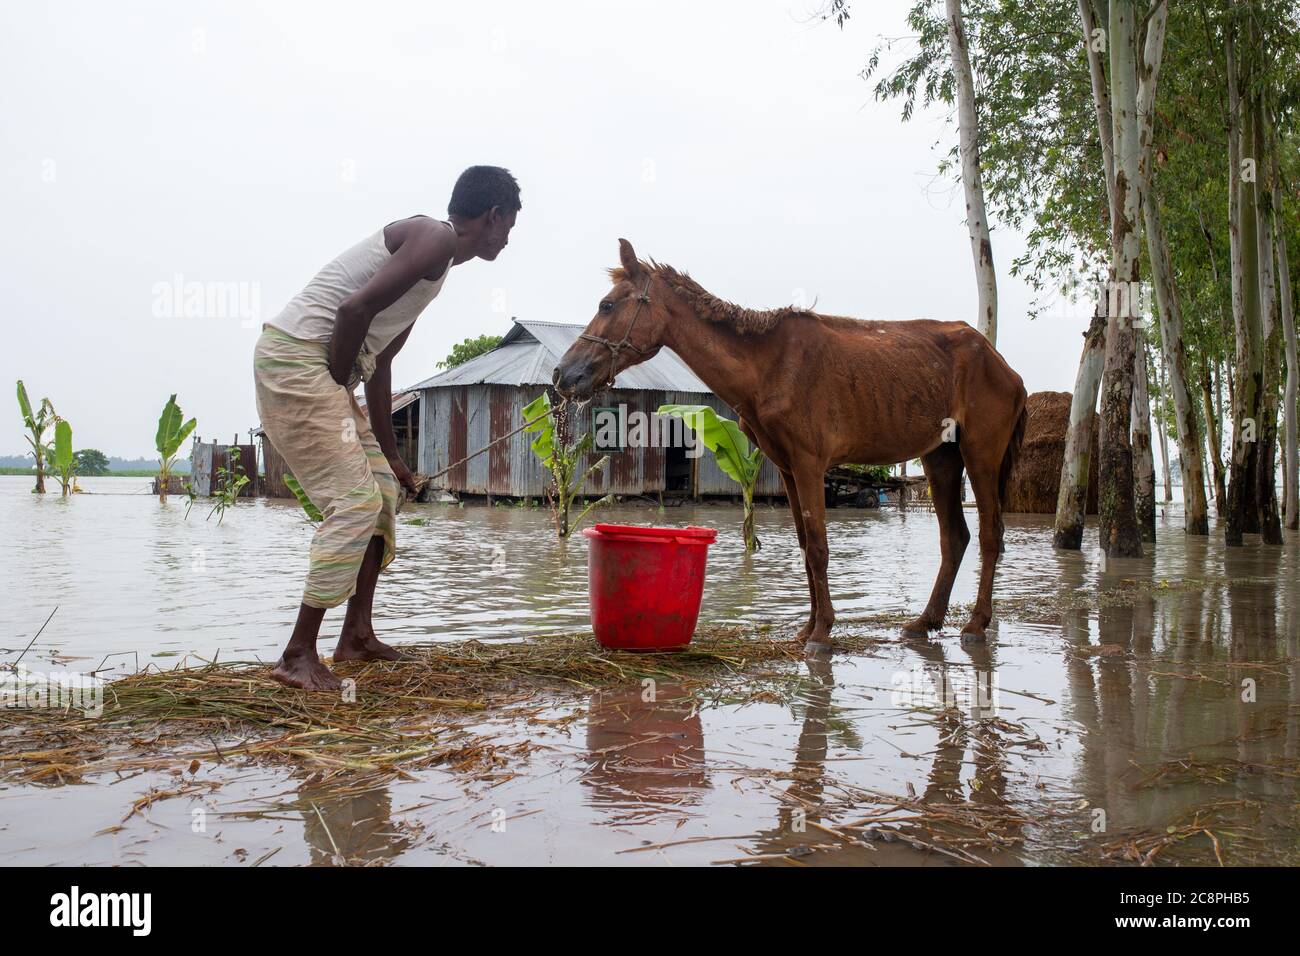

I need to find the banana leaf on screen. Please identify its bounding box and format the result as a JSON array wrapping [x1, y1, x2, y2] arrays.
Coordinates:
[[156, 394, 198, 460], [657, 404, 763, 484], [54, 419, 73, 471], [283, 474, 323, 522], [17, 380, 33, 426], [522, 393, 554, 463]]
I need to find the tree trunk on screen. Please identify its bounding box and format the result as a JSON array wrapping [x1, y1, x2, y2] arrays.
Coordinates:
[[1275, 154, 1299, 530], [1133, 337, 1157, 542], [1224, 19, 1264, 547], [1078, 0, 1115, 213], [1097, 0, 1144, 558], [1055, 308, 1108, 550], [945, 0, 997, 344], [1201, 361, 1227, 508], [1255, 105, 1283, 545], [1054, 0, 1116, 551], [1144, 193, 1210, 533], [1156, 349, 1173, 502]]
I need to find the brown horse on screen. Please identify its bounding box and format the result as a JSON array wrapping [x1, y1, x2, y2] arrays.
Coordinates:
[[555, 240, 1027, 649]]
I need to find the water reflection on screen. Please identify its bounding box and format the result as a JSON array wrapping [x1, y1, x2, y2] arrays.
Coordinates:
[[583, 683, 708, 819], [295, 779, 413, 866], [5, 476, 1300, 866]]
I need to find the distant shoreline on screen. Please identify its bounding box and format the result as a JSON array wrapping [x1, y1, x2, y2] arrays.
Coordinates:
[[0, 468, 165, 478]]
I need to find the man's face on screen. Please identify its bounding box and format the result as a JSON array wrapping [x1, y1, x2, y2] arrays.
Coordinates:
[[478, 207, 517, 260]]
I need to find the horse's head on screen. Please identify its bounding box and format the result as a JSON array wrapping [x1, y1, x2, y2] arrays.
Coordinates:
[[553, 239, 668, 400]]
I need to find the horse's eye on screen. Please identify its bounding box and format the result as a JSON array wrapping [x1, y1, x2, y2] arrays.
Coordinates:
[[599, 301, 615, 313]]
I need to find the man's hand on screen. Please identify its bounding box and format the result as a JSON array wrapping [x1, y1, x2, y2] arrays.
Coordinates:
[[390, 457, 420, 497]]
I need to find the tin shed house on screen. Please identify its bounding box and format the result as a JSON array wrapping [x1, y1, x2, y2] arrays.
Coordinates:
[[411, 319, 785, 500]]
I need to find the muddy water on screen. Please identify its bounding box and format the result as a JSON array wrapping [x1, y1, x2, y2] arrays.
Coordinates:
[[2, 475, 1298, 865]]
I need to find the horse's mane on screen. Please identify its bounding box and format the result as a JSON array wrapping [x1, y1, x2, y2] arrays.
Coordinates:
[[608, 261, 805, 335]]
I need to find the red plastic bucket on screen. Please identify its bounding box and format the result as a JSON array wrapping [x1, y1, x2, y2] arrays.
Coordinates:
[[582, 523, 718, 650]]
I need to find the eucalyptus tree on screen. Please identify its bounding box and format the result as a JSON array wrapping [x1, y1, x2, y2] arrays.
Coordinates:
[[835, 0, 1298, 550], [944, 0, 998, 343]]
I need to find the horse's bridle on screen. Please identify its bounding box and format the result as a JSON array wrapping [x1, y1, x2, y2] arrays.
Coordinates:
[[579, 278, 653, 387]]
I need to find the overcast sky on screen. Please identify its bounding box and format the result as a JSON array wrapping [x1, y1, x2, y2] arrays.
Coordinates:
[[2, 0, 1092, 459]]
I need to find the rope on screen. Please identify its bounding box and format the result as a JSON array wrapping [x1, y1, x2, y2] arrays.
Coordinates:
[[421, 409, 553, 485]]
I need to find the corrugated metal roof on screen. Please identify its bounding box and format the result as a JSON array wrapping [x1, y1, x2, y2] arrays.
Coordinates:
[[408, 319, 710, 393], [358, 390, 420, 415], [253, 390, 419, 436]]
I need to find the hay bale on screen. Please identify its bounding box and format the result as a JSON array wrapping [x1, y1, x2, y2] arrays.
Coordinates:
[[1005, 390, 1099, 515]]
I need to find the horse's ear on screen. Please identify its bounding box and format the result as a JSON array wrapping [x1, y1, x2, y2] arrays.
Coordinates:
[[618, 238, 642, 279]]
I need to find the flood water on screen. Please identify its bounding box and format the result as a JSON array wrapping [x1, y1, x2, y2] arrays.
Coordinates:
[[2, 475, 1299, 866]]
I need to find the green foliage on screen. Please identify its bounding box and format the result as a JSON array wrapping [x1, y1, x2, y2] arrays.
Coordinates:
[[839, 462, 892, 484], [658, 404, 765, 551], [16, 380, 56, 493], [523, 393, 612, 538], [283, 474, 323, 523], [74, 448, 111, 476], [154, 394, 197, 503], [437, 334, 502, 370], [207, 447, 250, 524], [52, 418, 76, 496], [857, 0, 1109, 306], [522, 393, 555, 463]]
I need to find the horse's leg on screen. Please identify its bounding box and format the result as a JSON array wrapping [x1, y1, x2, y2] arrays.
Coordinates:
[[903, 445, 969, 636], [791, 463, 835, 648], [959, 457, 1004, 641], [780, 467, 818, 641]]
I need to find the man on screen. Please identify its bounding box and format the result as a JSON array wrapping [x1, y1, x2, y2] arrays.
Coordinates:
[[254, 165, 520, 690]]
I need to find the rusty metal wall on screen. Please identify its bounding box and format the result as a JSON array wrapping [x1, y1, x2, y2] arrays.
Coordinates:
[[191, 442, 213, 497], [658, 391, 785, 498], [415, 383, 784, 499], [192, 441, 257, 498], [448, 387, 468, 488], [259, 437, 294, 498], [215, 443, 257, 498]]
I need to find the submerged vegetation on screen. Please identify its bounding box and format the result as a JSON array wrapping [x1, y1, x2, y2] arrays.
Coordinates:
[[15, 380, 56, 494], [523, 392, 612, 538], [206, 446, 250, 523], [658, 404, 765, 551], [51, 418, 76, 497], [154, 394, 197, 503]]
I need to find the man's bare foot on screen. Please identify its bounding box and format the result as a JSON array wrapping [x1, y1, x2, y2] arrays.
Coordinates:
[[333, 628, 409, 662], [271, 651, 343, 691]]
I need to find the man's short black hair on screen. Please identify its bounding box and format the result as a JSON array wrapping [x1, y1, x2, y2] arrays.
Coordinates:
[[448, 166, 522, 219]]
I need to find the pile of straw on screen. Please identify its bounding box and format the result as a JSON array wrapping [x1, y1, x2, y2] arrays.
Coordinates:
[[0, 627, 882, 786]]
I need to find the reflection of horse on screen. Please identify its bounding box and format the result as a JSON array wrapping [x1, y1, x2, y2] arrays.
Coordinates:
[[556, 240, 1027, 648], [745, 648, 1019, 866], [583, 683, 708, 819]]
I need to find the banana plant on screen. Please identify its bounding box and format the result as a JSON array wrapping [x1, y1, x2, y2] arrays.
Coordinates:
[[523, 393, 612, 539], [658, 404, 765, 552], [283, 474, 323, 522], [52, 418, 76, 497], [17, 380, 56, 494], [155, 394, 197, 503]]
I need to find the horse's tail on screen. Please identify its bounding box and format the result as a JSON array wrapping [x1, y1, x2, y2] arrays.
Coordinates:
[[999, 397, 1028, 510]]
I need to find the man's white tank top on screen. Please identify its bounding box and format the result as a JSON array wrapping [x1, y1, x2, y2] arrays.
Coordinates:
[[266, 220, 452, 361]]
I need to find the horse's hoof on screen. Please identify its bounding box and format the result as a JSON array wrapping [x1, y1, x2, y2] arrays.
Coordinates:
[[803, 641, 834, 658], [900, 617, 935, 638], [959, 629, 987, 644]]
